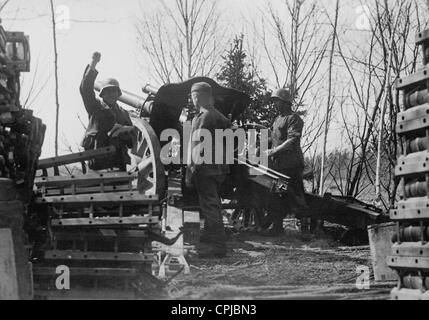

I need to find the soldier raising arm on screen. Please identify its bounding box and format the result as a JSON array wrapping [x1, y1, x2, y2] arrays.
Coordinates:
[[80, 52, 105, 117], [79, 52, 135, 171]]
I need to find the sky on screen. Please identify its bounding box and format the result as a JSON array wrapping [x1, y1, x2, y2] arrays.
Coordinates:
[[0, 0, 372, 158]]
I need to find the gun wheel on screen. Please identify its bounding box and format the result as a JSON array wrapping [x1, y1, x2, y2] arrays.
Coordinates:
[[130, 117, 165, 197]]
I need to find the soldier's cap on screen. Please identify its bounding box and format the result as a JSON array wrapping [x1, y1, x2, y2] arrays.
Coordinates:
[[271, 88, 293, 103], [191, 82, 212, 95]]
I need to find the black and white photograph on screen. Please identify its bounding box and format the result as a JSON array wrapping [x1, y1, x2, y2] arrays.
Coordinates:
[[0, 0, 427, 304]]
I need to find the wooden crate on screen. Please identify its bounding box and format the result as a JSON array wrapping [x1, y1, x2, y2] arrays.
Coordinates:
[[368, 222, 398, 282]]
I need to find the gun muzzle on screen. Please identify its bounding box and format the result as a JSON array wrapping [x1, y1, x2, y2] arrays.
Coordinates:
[[142, 83, 158, 95]]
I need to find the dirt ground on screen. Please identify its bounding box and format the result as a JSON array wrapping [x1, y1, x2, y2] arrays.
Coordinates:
[[161, 229, 394, 300]]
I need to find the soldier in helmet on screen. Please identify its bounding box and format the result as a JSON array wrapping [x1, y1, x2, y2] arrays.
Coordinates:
[[262, 88, 308, 236], [80, 52, 135, 171]]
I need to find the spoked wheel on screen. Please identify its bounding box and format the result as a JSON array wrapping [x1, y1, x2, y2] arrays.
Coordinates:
[[229, 207, 263, 232], [130, 117, 166, 197]]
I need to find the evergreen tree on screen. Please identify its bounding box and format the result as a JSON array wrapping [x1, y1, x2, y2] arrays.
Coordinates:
[[216, 34, 274, 127]]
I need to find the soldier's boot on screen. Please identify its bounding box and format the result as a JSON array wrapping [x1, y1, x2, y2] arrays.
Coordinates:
[[197, 228, 227, 258], [200, 224, 228, 242], [300, 217, 311, 235]]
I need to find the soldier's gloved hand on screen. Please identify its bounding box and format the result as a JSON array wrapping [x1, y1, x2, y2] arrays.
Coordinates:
[[90, 52, 101, 70]]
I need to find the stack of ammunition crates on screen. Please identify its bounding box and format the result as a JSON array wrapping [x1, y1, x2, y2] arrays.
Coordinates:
[[389, 29, 429, 300], [0, 24, 44, 299], [0, 24, 44, 196]]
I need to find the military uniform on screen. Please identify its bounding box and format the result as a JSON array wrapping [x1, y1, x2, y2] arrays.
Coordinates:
[[80, 65, 134, 170], [271, 113, 305, 172], [188, 100, 231, 254], [267, 111, 308, 230]]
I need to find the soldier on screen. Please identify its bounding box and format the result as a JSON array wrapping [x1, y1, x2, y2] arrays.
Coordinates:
[[80, 52, 136, 171], [186, 82, 231, 258], [262, 88, 308, 236]]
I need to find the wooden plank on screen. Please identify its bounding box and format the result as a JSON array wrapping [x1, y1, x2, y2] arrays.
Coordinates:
[[395, 151, 429, 177], [35, 172, 137, 188], [44, 250, 155, 262], [0, 228, 19, 300], [388, 255, 429, 270], [416, 29, 429, 45], [53, 229, 148, 241], [391, 242, 429, 257], [391, 287, 429, 300], [35, 191, 158, 205], [50, 207, 158, 217], [44, 184, 134, 196], [37, 147, 116, 170], [33, 267, 138, 278], [391, 197, 429, 220], [396, 104, 429, 134], [395, 66, 429, 90], [368, 223, 398, 282], [51, 216, 159, 227], [0, 202, 33, 300]]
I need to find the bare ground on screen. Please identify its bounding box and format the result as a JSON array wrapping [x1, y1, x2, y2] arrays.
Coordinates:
[[162, 230, 394, 300]]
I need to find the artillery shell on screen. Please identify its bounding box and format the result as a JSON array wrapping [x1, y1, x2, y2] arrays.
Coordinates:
[[402, 274, 429, 290], [404, 180, 427, 197], [393, 226, 429, 242], [405, 89, 429, 109]]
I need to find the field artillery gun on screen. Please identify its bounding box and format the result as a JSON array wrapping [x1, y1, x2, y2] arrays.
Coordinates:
[[96, 77, 291, 203], [94, 77, 387, 238]]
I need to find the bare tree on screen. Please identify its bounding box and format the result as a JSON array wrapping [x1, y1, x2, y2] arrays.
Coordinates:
[[136, 0, 226, 84], [326, 0, 428, 208], [257, 0, 329, 103], [21, 54, 53, 109], [319, 0, 339, 196], [49, 0, 60, 157], [252, 0, 330, 167], [0, 0, 11, 13], [372, 0, 428, 207]]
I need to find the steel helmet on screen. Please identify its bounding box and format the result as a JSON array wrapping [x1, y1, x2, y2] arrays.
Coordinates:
[[99, 78, 122, 97], [271, 88, 293, 103]]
